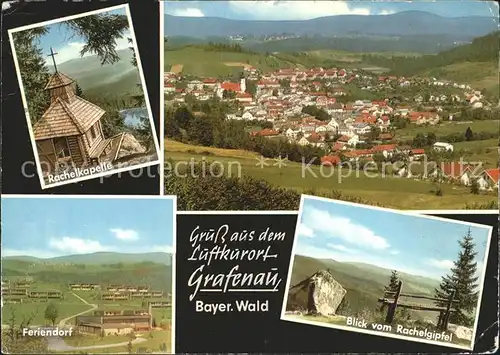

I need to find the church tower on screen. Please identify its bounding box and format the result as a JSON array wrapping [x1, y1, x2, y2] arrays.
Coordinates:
[[45, 47, 77, 104], [240, 77, 246, 93]]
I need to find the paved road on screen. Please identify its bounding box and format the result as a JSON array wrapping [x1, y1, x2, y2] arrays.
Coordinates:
[[47, 335, 147, 352], [58, 292, 97, 327]]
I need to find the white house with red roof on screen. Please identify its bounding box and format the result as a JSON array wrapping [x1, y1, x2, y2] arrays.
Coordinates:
[[428, 162, 473, 185], [236, 92, 253, 103], [483, 168, 499, 189], [164, 83, 176, 93]]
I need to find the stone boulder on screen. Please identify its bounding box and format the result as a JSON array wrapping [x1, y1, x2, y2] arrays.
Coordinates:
[[448, 323, 473, 342], [287, 269, 347, 316], [116, 133, 147, 159]]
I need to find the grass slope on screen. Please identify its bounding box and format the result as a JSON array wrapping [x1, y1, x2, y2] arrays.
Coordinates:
[[164, 46, 321, 76], [365, 32, 499, 95], [165, 140, 497, 209]]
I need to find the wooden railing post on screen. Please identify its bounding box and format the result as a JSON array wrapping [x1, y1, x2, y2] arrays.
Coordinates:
[[437, 311, 444, 329], [442, 290, 456, 331], [385, 281, 402, 324]]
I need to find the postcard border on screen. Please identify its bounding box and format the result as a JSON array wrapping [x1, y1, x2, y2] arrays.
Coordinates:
[[7, 4, 161, 190], [159, 0, 166, 196], [279, 194, 494, 351], [1, 193, 177, 354]]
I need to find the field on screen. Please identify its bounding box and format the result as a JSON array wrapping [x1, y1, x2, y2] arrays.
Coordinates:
[[223, 61, 254, 68], [170, 64, 184, 73], [452, 139, 499, 167], [397, 120, 499, 139], [61, 330, 171, 354], [2, 293, 92, 326], [164, 47, 317, 77], [165, 140, 497, 209], [307, 49, 421, 72], [422, 61, 499, 96]]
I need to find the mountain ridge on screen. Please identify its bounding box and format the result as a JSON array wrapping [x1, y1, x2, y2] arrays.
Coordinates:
[[164, 11, 498, 39], [2, 251, 172, 265]]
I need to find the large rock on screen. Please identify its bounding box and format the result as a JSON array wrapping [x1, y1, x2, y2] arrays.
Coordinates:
[[287, 270, 347, 316], [116, 133, 147, 159], [448, 324, 473, 341]]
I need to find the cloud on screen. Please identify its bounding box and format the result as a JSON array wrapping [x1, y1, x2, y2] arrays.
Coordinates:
[[169, 7, 205, 17], [4, 238, 173, 258], [389, 250, 400, 255], [45, 34, 131, 66], [301, 207, 390, 250], [110, 228, 139, 241], [49, 237, 107, 254], [379, 10, 396, 15], [297, 223, 314, 238], [327, 244, 359, 253], [228, 1, 372, 20], [426, 258, 454, 270]]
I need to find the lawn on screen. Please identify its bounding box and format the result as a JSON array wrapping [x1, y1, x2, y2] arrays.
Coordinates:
[[164, 47, 300, 77], [64, 334, 131, 347], [2, 293, 92, 327], [61, 330, 172, 354], [165, 140, 497, 209], [423, 61, 499, 95], [151, 307, 172, 323], [453, 139, 498, 167], [397, 120, 499, 140]]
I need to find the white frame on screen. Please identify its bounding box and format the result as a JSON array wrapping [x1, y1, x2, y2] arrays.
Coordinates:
[[8, 4, 161, 190], [1, 194, 177, 354], [280, 195, 494, 351]]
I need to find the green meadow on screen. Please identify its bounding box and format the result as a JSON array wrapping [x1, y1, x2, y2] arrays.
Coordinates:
[[165, 140, 497, 210]]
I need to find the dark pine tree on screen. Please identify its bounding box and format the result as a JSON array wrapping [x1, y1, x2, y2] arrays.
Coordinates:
[[465, 127, 474, 141], [75, 83, 85, 98], [385, 270, 400, 293], [434, 228, 479, 326]]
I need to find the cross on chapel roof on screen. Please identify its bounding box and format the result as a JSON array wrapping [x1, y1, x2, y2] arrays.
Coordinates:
[[48, 47, 58, 73]]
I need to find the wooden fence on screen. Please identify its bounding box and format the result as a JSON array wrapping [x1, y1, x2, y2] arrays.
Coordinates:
[[377, 281, 457, 330]]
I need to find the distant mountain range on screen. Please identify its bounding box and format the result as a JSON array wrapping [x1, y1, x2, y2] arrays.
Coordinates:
[[165, 11, 498, 39], [2, 251, 172, 265], [53, 48, 141, 98]]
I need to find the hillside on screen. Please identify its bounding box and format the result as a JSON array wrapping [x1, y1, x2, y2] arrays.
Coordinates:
[[2, 253, 173, 291], [164, 45, 321, 76], [166, 34, 471, 54], [289, 254, 440, 320], [2, 252, 172, 265], [164, 11, 498, 40], [54, 48, 141, 98], [363, 32, 499, 96]]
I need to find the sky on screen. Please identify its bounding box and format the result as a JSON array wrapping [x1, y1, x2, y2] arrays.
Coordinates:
[[164, 1, 499, 20], [295, 197, 492, 280], [20, 6, 132, 67], [1, 197, 175, 259]]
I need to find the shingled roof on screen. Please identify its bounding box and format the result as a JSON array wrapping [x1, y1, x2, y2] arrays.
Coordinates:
[[33, 96, 105, 140], [44, 72, 74, 90]]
